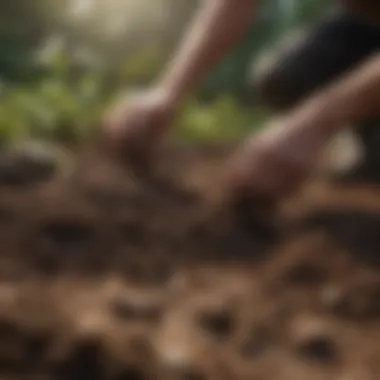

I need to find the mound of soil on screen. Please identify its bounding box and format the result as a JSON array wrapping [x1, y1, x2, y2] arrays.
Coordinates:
[[1, 142, 380, 380]]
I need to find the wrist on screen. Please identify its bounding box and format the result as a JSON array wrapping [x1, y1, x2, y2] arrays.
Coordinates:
[[152, 82, 180, 107], [155, 71, 194, 105], [292, 95, 342, 138]]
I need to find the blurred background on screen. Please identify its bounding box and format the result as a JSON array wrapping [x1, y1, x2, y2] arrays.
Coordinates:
[[0, 0, 331, 146]]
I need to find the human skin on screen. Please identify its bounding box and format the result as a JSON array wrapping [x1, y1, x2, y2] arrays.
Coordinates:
[[104, 0, 259, 153], [156, 0, 260, 103], [224, 53, 380, 204], [307, 53, 380, 130], [104, 0, 380, 204]]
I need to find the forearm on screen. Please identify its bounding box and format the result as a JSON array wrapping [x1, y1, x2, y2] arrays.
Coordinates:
[[298, 53, 380, 134], [157, 0, 258, 102]]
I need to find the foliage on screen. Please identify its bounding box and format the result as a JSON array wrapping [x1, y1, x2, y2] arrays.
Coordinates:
[[177, 97, 269, 142], [0, 43, 269, 147], [0, 0, 68, 83], [0, 0, 333, 146]]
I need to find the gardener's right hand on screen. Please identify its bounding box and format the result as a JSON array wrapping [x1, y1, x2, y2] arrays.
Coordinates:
[[103, 87, 179, 165], [222, 112, 332, 208]]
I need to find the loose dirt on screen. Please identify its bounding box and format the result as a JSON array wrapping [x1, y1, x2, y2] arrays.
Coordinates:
[[1, 142, 380, 380]]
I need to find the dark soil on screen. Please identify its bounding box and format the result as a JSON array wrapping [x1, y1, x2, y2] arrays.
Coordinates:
[[1, 142, 380, 380]]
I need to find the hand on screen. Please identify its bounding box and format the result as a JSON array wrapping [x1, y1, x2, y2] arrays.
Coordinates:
[[223, 113, 331, 206], [103, 87, 179, 166]]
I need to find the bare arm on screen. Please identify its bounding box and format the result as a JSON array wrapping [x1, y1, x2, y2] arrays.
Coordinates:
[[220, 56, 380, 201], [157, 0, 259, 102], [294, 53, 380, 134]]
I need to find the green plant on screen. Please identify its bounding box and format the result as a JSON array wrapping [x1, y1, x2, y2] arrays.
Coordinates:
[[176, 95, 269, 142], [0, 37, 270, 146]]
